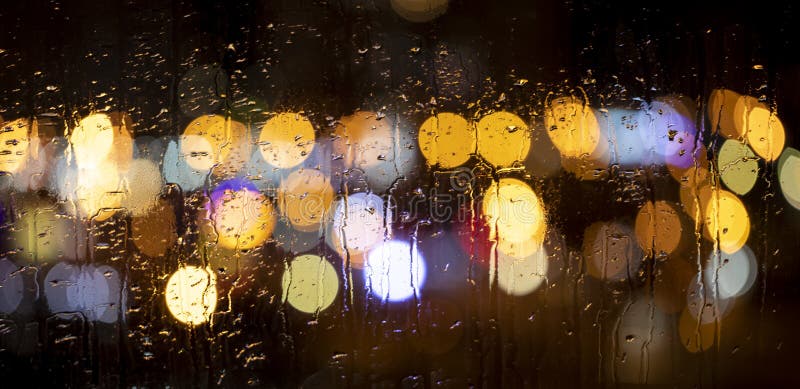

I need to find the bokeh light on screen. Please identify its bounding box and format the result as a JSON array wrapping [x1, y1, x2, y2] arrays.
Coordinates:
[[686, 270, 733, 324], [179, 134, 215, 171], [121, 159, 164, 216], [544, 95, 601, 158], [678, 179, 713, 222], [9, 117, 52, 191], [278, 168, 333, 232], [332, 110, 393, 169], [703, 245, 757, 300], [70, 113, 115, 168], [0, 258, 24, 314], [390, 0, 449, 23], [481, 178, 546, 246], [0, 2, 797, 385], [637, 97, 697, 163], [679, 307, 716, 353], [708, 88, 742, 139], [634, 200, 683, 257], [418, 112, 475, 168], [11, 195, 71, 263], [494, 235, 543, 259], [258, 112, 316, 169], [583, 221, 642, 281], [56, 160, 125, 221], [667, 143, 708, 184], [560, 136, 611, 181], [778, 147, 800, 210], [733, 95, 765, 140], [162, 137, 207, 191], [180, 115, 248, 173], [491, 244, 548, 296], [165, 265, 217, 326], [744, 105, 786, 161], [281, 254, 339, 314], [330, 192, 388, 261], [704, 188, 750, 254], [0, 118, 31, 174], [603, 108, 648, 167], [717, 139, 758, 196], [476, 111, 531, 168], [365, 240, 426, 302], [331, 110, 418, 191], [60, 114, 134, 221], [44, 262, 122, 323], [70, 113, 133, 170], [107, 112, 135, 172], [612, 297, 673, 383], [206, 178, 276, 250]]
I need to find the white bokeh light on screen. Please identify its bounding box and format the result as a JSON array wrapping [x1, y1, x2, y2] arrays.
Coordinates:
[[330, 192, 389, 256], [44, 262, 122, 323], [365, 240, 426, 302], [703, 245, 758, 300]]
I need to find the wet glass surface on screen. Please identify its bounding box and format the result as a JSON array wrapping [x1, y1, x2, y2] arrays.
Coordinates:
[[1, 0, 800, 387]]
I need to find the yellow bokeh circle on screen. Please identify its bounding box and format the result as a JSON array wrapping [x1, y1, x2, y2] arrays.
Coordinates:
[[744, 106, 785, 161], [704, 189, 750, 254], [476, 111, 531, 168], [259, 112, 316, 169], [482, 178, 546, 245], [70, 113, 116, 168], [418, 112, 475, 168], [181, 115, 248, 172], [209, 188, 277, 250], [165, 266, 217, 326], [0, 118, 32, 174], [544, 96, 601, 158]]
